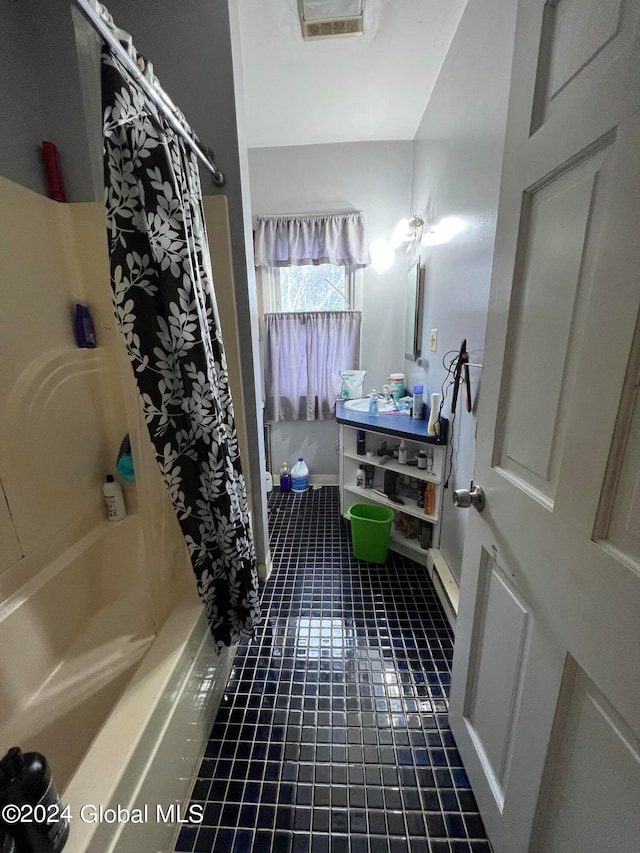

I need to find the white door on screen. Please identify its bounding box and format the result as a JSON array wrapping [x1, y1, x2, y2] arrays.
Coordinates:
[[449, 2, 640, 852]]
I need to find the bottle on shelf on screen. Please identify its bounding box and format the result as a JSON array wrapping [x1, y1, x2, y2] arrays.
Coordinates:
[[74, 300, 97, 348], [426, 447, 433, 473], [419, 522, 432, 550], [356, 465, 365, 488], [279, 462, 291, 493], [103, 474, 126, 521], [425, 483, 436, 516], [356, 430, 366, 455], [398, 440, 407, 465], [417, 450, 427, 470]]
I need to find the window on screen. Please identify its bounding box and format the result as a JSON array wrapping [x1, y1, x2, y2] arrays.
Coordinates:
[[262, 264, 361, 314]]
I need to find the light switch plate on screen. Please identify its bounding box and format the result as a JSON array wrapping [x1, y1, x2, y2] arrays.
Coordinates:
[[430, 329, 438, 352]]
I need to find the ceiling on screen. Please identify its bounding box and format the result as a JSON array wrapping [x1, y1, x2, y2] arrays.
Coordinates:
[[237, 0, 468, 149]]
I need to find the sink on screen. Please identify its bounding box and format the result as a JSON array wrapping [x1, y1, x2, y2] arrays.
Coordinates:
[[343, 398, 395, 414]]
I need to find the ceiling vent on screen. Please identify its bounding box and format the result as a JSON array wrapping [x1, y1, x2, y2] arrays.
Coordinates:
[[298, 0, 364, 40]]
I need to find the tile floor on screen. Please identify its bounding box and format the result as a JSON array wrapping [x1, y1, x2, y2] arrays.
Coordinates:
[[175, 487, 491, 853]]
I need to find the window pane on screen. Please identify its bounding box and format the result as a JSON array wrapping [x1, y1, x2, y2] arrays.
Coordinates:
[[279, 264, 347, 311]]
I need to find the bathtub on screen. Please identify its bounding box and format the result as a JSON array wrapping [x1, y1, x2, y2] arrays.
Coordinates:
[[0, 515, 233, 853]]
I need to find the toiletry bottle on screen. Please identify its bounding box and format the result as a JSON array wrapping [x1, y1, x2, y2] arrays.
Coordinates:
[[398, 440, 407, 465], [425, 483, 435, 516], [368, 392, 379, 418], [417, 450, 427, 470], [365, 465, 374, 488], [290, 458, 309, 494], [419, 522, 432, 550], [416, 482, 426, 508], [356, 465, 365, 488], [426, 448, 433, 473], [356, 430, 366, 455], [427, 392, 441, 436], [279, 462, 291, 493], [412, 385, 424, 419], [74, 300, 97, 348], [103, 474, 126, 521], [0, 747, 70, 853]]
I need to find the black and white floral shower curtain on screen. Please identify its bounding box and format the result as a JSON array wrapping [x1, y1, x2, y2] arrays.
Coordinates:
[[101, 49, 259, 651]]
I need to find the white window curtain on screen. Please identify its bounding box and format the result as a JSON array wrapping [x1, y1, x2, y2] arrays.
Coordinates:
[[264, 312, 361, 421], [254, 212, 371, 268]]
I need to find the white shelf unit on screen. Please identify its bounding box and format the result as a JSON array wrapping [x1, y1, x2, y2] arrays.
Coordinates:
[[338, 423, 447, 567]]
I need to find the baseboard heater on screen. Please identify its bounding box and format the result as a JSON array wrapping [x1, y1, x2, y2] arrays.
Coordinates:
[[427, 549, 460, 632]]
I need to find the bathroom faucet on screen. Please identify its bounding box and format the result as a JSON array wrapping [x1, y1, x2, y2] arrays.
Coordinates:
[[380, 385, 395, 403]]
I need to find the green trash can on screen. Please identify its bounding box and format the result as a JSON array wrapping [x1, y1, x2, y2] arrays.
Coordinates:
[[347, 504, 395, 564]]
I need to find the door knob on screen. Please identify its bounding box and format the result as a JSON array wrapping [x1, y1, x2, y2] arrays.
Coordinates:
[[453, 481, 485, 512]]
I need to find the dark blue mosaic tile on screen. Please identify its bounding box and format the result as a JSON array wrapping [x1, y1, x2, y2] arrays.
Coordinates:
[[176, 487, 492, 852]]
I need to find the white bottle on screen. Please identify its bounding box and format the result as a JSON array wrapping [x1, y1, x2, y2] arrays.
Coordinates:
[[103, 474, 126, 521], [427, 392, 441, 436], [356, 465, 365, 488], [290, 457, 309, 494], [398, 440, 407, 465]]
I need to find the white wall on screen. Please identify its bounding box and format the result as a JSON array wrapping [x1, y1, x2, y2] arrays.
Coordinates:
[[408, 0, 517, 580], [249, 140, 413, 477]]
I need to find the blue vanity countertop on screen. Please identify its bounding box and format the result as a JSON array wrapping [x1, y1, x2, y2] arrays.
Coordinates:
[[335, 402, 448, 445]]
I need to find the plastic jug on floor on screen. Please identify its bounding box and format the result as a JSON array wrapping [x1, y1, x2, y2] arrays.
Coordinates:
[[290, 458, 309, 494]]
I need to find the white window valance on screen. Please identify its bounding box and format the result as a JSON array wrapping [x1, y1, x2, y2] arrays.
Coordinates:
[[254, 212, 371, 269]]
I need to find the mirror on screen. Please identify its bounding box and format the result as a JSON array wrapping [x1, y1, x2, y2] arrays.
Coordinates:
[[404, 262, 424, 360]]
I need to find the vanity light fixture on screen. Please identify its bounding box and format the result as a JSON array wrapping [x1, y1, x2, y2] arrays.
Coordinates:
[[391, 215, 424, 251]]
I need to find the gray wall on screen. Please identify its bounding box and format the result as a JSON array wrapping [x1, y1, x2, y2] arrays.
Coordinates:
[[0, 0, 94, 200], [408, 0, 517, 580], [249, 140, 413, 478]]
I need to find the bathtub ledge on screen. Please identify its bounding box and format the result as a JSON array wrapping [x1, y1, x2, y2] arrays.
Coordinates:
[[63, 586, 216, 853]]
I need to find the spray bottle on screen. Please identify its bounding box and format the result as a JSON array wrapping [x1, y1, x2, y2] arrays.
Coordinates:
[[0, 747, 70, 852]]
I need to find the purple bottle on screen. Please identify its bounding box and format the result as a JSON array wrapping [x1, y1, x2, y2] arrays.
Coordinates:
[[279, 462, 291, 493], [74, 301, 96, 348]]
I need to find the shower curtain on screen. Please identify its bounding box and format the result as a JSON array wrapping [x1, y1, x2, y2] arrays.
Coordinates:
[[101, 49, 259, 652]]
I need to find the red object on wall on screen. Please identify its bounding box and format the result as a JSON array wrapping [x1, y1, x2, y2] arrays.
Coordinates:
[[41, 141, 66, 202]]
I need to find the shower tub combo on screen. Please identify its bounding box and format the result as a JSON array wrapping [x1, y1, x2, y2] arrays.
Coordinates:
[[0, 509, 232, 853]]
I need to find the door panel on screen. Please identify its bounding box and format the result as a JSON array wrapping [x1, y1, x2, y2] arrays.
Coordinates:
[[531, 0, 637, 133], [450, 1, 640, 850], [532, 665, 640, 853], [463, 554, 531, 805], [496, 146, 608, 504]]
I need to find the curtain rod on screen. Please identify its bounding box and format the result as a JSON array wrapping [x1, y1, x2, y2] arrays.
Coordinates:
[[73, 0, 225, 187], [256, 211, 364, 219]]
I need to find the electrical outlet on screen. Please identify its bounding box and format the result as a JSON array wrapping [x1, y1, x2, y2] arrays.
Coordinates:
[[430, 329, 438, 352]]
